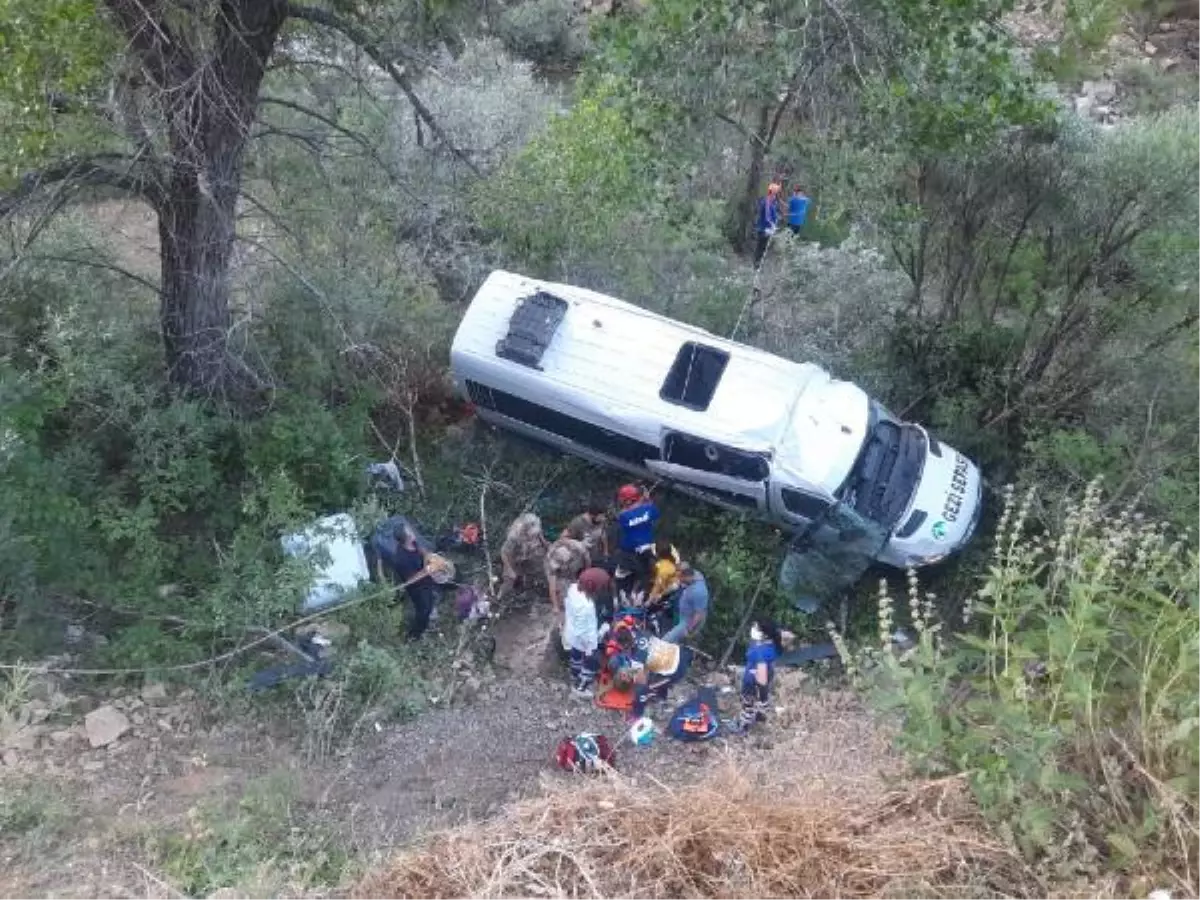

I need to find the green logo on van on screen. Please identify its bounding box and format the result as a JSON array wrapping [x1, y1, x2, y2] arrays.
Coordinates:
[[931, 520, 947, 540]]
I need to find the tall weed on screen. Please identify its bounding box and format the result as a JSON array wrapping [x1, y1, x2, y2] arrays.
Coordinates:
[[836, 480, 1198, 888]]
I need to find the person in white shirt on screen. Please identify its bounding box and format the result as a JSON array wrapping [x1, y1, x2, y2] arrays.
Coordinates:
[[562, 567, 611, 698]]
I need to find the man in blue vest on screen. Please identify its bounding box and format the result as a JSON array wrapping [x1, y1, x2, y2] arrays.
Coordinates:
[[616, 484, 659, 555], [788, 185, 810, 235]]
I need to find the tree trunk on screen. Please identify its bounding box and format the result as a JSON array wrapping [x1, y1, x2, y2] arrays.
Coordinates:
[[113, 0, 288, 396], [157, 167, 239, 394], [726, 104, 772, 255]]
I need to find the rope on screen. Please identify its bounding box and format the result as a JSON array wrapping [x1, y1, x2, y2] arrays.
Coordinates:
[[730, 229, 776, 341], [0, 584, 399, 677]]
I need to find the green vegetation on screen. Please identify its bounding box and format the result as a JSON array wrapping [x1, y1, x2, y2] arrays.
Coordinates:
[[0, 0, 1195, 892], [836, 481, 1198, 886], [147, 774, 351, 896]]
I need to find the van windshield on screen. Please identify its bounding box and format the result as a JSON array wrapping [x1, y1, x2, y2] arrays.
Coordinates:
[[840, 407, 925, 529]]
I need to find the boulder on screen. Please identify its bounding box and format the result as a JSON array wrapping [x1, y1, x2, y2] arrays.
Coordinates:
[[1144, 40, 1159, 55], [141, 682, 169, 704], [1082, 79, 1117, 102], [85, 705, 131, 748]]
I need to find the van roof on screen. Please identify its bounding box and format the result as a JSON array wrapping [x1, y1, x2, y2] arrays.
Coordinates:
[[453, 271, 824, 449]]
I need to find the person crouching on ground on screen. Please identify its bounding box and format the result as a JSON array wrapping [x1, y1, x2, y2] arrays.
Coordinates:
[[735, 617, 793, 733], [545, 523, 591, 628], [499, 512, 548, 600], [563, 567, 611, 698], [663, 562, 708, 645], [609, 624, 693, 720]]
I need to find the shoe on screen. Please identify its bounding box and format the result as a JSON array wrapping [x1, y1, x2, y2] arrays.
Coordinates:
[[572, 685, 594, 700]]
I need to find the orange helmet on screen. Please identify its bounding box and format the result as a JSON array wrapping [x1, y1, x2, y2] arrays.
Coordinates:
[[617, 484, 641, 506]]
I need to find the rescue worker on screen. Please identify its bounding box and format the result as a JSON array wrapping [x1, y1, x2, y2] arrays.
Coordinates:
[[754, 182, 782, 265], [663, 562, 709, 645], [616, 484, 659, 591], [562, 567, 611, 698], [788, 185, 810, 235], [647, 542, 680, 604], [545, 524, 591, 625], [566, 503, 609, 557], [499, 512, 548, 599], [616, 484, 658, 554], [373, 522, 437, 641], [607, 622, 693, 720], [733, 616, 785, 733]]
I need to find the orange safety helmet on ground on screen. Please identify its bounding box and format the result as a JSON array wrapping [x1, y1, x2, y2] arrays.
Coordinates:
[[617, 484, 642, 506]]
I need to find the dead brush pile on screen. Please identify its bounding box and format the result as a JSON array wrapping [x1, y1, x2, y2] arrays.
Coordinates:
[[360, 761, 1040, 899]]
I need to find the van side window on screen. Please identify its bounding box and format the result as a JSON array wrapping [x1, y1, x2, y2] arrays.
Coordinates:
[[663, 432, 769, 481], [465, 380, 659, 466], [780, 488, 832, 520], [660, 343, 729, 411]]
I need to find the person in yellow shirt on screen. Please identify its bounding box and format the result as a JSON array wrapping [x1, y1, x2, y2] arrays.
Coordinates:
[[647, 542, 679, 603]]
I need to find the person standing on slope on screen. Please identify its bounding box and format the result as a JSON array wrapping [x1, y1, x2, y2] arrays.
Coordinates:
[[754, 182, 782, 265], [788, 185, 810, 235]]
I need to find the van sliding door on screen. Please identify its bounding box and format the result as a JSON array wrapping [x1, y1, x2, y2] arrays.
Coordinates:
[[645, 431, 767, 511]]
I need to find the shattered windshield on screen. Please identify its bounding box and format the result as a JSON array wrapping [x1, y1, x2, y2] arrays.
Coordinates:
[[779, 503, 888, 614], [841, 411, 925, 530]]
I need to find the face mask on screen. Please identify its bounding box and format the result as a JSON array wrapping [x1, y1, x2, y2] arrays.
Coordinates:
[[749, 624, 764, 642]]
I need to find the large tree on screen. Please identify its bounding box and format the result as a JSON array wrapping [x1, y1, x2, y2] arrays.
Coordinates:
[[595, 0, 1046, 253], [0, 0, 476, 396]]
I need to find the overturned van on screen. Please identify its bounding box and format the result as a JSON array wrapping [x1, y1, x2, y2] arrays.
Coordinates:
[[450, 270, 983, 570]]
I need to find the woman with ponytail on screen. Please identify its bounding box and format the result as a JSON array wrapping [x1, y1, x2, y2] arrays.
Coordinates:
[[735, 616, 786, 733]]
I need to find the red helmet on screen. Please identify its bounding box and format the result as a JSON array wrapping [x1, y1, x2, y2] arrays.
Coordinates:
[[617, 484, 641, 505]]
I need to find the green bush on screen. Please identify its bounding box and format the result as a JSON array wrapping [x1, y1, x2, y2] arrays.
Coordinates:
[[837, 480, 1199, 884], [496, 0, 588, 68], [150, 773, 350, 896]]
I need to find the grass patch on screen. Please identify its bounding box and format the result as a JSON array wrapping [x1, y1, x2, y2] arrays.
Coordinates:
[[0, 780, 67, 850], [360, 761, 1036, 898], [148, 772, 352, 897]]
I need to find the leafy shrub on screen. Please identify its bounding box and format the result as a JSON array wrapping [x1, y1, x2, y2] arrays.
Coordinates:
[[497, 0, 588, 68], [150, 774, 350, 896], [836, 480, 1199, 885]]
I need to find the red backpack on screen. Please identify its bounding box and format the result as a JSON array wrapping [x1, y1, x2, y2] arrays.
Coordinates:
[[555, 733, 616, 773]]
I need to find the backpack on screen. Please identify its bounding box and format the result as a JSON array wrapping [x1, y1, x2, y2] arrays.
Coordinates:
[[555, 733, 616, 773]]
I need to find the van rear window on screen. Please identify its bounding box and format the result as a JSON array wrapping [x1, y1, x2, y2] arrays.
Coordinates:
[[660, 342, 729, 411]]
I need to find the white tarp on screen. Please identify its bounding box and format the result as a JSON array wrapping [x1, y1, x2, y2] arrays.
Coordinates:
[[281, 513, 370, 612]]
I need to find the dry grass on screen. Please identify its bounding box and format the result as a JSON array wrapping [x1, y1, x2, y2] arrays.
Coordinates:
[[359, 759, 1041, 899]]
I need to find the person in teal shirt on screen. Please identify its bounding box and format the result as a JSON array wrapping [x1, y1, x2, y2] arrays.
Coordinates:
[[788, 186, 810, 235]]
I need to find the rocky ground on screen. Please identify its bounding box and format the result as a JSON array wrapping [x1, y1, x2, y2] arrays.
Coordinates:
[[0, 599, 893, 898]]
